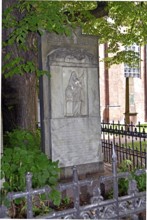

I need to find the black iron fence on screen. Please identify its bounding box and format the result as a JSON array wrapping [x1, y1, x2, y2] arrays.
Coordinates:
[[101, 121, 147, 169], [0, 146, 146, 219]]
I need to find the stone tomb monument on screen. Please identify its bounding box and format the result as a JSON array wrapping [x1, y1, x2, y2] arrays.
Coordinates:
[[40, 28, 103, 177]]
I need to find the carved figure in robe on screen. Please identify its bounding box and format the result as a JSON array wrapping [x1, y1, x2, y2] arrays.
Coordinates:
[[65, 71, 84, 116]]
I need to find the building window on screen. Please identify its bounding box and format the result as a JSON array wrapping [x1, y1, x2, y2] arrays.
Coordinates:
[[124, 44, 140, 78]]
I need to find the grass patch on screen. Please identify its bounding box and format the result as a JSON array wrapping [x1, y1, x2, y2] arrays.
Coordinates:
[[136, 124, 147, 133], [122, 141, 146, 152]]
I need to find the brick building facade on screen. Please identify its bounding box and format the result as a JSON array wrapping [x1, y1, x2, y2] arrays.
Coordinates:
[[99, 44, 147, 124]]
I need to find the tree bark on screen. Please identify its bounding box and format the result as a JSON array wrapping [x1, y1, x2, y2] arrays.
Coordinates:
[[2, 73, 37, 132], [2, 0, 38, 132]]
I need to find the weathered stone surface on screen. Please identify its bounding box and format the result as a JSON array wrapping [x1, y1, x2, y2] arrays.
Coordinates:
[[40, 28, 103, 175], [51, 117, 102, 167]]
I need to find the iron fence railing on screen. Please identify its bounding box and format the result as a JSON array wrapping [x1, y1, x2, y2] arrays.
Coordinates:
[[0, 146, 146, 219], [101, 121, 147, 168]]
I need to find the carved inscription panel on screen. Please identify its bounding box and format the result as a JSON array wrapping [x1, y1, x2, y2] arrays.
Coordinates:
[[63, 67, 88, 117]]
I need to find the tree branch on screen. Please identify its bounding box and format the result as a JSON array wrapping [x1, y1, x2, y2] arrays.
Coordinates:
[[90, 2, 108, 18], [64, 1, 108, 22]]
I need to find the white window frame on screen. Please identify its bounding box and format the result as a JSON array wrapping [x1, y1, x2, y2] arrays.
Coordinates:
[[124, 44, 140, 78]]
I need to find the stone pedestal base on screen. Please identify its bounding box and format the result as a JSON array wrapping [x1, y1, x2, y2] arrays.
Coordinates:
[[60, 161, 104, 180], [59, 162, 104, 204]]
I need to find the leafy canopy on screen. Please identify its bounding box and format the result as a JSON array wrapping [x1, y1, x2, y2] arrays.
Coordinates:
[[83, 1, 147, 66], [2, 1, 147, 77]]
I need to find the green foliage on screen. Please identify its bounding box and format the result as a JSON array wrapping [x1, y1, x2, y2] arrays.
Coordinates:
[[0, 146, 60, 192], [118, 160, 146, 195], [3, 129, 40, 150], [133, 173, 146, 192], [83, 2, 147, 66], [118, 159, 132, 172], [49, 189, 61, 207], [117, 171, 146, 196], [2, 1, 73, 78], [106, 159, 146, 199], [1, 129, 61, 209], [118, 178, 129, 197], [116, 160, 131, 196], [62, 196, 70, 206], [2, 52, 49, 78], [32, 194, 52, 217], [2, 1, 147, 78]]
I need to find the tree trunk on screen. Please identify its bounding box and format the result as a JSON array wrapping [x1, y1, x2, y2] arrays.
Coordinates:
[[2, 74, 37, 132], [2, 0, 38, 132]]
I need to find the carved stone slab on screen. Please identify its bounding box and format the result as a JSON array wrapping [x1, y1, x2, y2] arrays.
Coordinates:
[[40, 28, 103, 175]]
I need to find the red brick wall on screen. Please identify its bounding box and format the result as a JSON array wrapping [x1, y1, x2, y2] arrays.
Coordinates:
[[99, 45, 146, 123]]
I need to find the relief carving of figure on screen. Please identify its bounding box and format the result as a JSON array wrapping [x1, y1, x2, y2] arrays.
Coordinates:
[[65, 71, 84, 116]]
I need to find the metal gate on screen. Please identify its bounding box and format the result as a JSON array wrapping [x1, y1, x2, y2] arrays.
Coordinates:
[[0, 146, 146, 219]]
